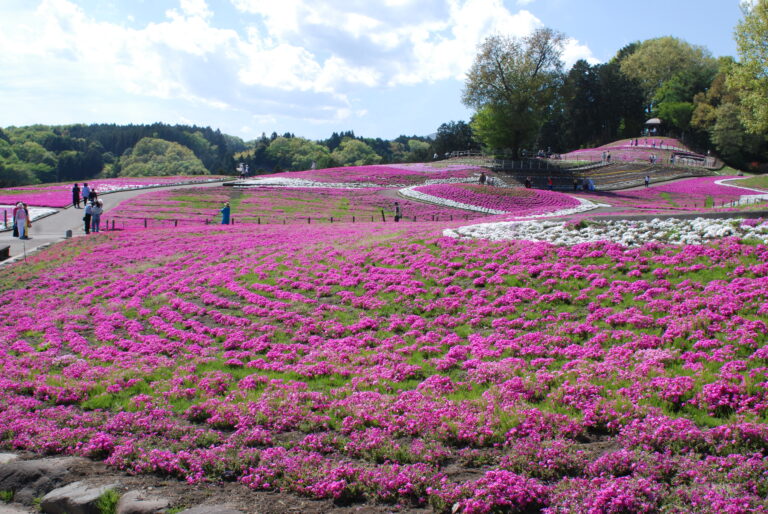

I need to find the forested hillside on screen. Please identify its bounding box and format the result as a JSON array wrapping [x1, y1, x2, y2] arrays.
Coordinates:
[[0, 124, 442, 187]]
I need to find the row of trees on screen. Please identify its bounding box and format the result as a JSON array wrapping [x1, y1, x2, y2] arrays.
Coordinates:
[[0, 123, 240, 187], [233, 131, 440, 174], [1, 123, 462, 187], [462, 1, 768, 169]]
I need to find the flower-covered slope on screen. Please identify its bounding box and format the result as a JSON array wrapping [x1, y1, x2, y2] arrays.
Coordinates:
[[0, 176, 228, 208], [2, 220, 768, 511]]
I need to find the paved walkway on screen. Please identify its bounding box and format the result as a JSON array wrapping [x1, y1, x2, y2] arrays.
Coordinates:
[[0, 180, 229, 265]]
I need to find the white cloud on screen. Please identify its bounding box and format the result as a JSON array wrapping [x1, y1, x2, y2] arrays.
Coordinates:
[[0, 0, 597, 137], [562, 38, 600, 67]]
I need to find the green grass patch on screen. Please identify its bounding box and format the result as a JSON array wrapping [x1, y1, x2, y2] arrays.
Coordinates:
[[96, 488, 121, 514]]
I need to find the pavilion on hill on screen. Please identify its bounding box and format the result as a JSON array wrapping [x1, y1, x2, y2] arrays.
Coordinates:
[[643, 118, 664, 136]]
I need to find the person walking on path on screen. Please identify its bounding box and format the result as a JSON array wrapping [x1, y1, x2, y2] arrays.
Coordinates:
[[393, 201, 402, 222], [644, 175, 650, 188], [547, 176, 553, 190], [81, 183, 90, 203], [72, 183, 81, 208], [14, 202, 30, 239], [91, 200, 103, 233], [13, 202, 32, 239], [83, 202, 93, 234], [220, 202, 231, 225], [88, 188, 98, 203]]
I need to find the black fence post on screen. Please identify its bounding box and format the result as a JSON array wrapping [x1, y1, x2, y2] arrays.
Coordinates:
[[174, 220, 178, 227], [380, 210, 386, 222], [144, 218, 147, 228], [352, 215, 355, 223], [307, 217, 311, 224]]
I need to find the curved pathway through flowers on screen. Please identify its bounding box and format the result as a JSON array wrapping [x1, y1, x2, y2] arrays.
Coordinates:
[[0, 180, 230, 265]]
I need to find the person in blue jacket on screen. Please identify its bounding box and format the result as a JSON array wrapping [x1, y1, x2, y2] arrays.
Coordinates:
[[220, 202, 231, 225]]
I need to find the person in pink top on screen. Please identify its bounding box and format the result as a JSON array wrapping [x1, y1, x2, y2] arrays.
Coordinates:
[[13, 202, 30, 239]]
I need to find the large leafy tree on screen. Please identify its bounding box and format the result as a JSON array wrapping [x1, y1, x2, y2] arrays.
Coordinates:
[[331, 138, 382, 166], [433, 121, 476, 156], [119, 138, 208, 177], [266, 137, 334, 171], [727, 0, 768, 134], [463, 28, 566, 156], [620, 37, 718, 109]]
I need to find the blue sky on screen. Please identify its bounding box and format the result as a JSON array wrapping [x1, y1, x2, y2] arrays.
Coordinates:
[[0, 0, 744, 142]]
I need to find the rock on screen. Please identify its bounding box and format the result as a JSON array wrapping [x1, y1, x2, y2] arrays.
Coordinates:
[[0, 457, 84, 505], [116, 490, 170, 514], [0, 505, 34, 513], [0, 455, 18, 465], [178, 505, 244, 514], [40, 481, 118, 514]]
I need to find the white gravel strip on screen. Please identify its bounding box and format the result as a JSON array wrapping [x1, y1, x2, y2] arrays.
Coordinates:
[[716, 178, 768, 206], [234, 177, 382, 189], [444, 217, 768, 246], [0, 205, 58, 229], [400, 184, 603, 218]]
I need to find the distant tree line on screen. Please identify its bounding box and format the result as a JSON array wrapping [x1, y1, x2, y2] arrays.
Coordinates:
[[463, 3, 768, 170], [0, 121, 478, 187]]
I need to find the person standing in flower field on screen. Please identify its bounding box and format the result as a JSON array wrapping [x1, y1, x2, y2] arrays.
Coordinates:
[[83, 201, 92, 234], [72, 183, 81, 208], [13, 202, 30, 239], [393, 201, 402, 222], [479, 172, 487, 185], [91, 200, 103, 233], [220, 202, 231, 225]]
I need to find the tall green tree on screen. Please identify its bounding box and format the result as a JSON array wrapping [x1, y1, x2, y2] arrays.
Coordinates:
[[433, 121, 476, 156], [331, 138, 382, 166], [727, 0, 768, 134], [119, 138, 208, 177], [620, 36, 718, 117], [463, 28, 566, 156], [266, 137, 334, 170]]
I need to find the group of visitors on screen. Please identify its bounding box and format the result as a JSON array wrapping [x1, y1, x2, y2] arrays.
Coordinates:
[[72, 183, 98, 208], [73, 183, 103, 234], [11, 202, 31, 240]]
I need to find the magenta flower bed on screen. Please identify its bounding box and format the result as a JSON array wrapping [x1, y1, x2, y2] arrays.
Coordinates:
[[255, 164, 480, 186], [0, 176, 228, 208], [577, 176, 751, 213], [414, 183, 580, 214], [104, 186, 489, 227], [2, 221, 768, 510]]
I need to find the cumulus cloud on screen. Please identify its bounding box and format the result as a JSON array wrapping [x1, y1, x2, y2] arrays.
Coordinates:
[[0, 0, 597, 136]]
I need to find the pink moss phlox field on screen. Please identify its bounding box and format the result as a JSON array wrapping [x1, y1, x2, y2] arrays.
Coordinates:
[[576, 176, 755, 213], [2, 215, 768, 510], [0, 176, 227, 208], [561, 137, 706, 163], [106, 186, 488, 227], [414, 184, 580, 214], [252, 164, 481, 186]]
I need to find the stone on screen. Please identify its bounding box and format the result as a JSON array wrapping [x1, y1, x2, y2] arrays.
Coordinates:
[[178, 505, 244, 514], [0, 457, 84, 505], [40, 481, 118, 514], [116, 490, 170, 514], [0, 455, 17, 466], [0, 505, 34, 514]]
